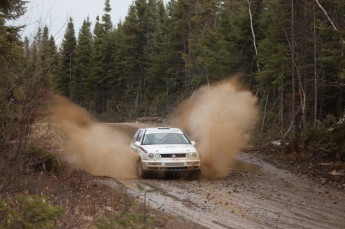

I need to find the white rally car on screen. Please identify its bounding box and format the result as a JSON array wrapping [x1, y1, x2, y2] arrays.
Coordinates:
[[130, 127, 200, 178]]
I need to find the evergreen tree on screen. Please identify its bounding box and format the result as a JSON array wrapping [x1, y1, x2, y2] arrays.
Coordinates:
[[145, 0, 169, 99], [102, 0, 113, 32], [108, 23, 128, 116], [48, 35, 59, 77], [0, 0, 24, 161], [316, 0, 345, 118], [164, 0, 191, 93], [0, 0, 26, 95], [90, 0, 115, 114], [39, 26, 56, 87], [32, 0, 344, 143], [119, 4, 141, 117], [56, 18, 77, 98], [73, 18, 93, 105], [0, 0, 25, 65], [255, 0, 293, 135], [90, 15, 103, 112], [0, 0, 53, 159], [24, 26, 58, 89], [113, 0, 173, 117], [189, 0, 232, 85]]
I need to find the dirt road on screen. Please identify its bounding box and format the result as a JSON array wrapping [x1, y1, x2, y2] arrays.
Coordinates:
[[101, 123, 345, 229]]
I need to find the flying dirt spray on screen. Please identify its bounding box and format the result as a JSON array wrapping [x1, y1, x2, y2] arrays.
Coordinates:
[[48, 77, 258, 179], [47, 95, 137, 178], [172, 77, 259, 178]]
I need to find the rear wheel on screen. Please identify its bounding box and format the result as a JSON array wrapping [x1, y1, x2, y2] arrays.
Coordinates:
[[137, 160, 148, 179]]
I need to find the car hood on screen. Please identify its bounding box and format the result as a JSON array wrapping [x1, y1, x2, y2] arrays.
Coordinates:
[[141, 144, 197, 154]]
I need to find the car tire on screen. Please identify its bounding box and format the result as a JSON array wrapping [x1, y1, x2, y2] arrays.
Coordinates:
[[137, 160, 148, 179], [189, 170, 201, 180]]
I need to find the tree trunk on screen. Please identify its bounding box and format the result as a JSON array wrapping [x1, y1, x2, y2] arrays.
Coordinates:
[[246, 0, 260, 71], [281, 65, 284, 138], [313, 1, 318, 127], [291, 0, 296, 139]]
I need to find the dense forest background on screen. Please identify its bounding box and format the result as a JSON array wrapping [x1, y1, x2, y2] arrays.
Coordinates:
[[1, 1, 345, 226], [1, 0, 345, 160]]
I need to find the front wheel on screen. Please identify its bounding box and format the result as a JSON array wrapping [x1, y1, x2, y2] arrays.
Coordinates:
[[189, 170, 201, 180], [136, 160, 148, 179]]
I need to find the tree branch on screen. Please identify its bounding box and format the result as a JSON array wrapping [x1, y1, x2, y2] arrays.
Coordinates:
[[314, 0, 338, 31]]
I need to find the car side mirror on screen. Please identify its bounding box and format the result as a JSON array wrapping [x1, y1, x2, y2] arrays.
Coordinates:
[[134, 141, 141, 147], [191, 141, 196, 146]]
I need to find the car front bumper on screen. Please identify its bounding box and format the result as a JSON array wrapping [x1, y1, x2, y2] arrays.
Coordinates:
[[142, 159, 200, 171]]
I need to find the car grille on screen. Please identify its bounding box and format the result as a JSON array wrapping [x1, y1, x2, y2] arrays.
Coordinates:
[[165, 162, 184, 167], [147, 166, 200, 170], [165, 166, 199, 170], [161, 153, 186, 158]]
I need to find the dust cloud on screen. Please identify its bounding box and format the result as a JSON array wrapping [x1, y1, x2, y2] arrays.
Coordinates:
[[172, 77, 259, 178], [47, 77, 257, 179], [47, 95, 137, 178]]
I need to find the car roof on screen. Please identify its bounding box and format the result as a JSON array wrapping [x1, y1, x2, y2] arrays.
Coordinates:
[[140, 127, 184, 134]]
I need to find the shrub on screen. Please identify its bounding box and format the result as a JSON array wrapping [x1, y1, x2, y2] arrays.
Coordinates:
[[0, 194, 64, 229], [304, 115, 345, 161], [25, 146, 61, 174]]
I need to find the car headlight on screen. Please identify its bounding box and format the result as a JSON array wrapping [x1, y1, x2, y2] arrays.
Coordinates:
[[191, 152, 198, 158], [148, 153, 154, 159], [154, 153, 161, 159], [186, 152, 192, 158]]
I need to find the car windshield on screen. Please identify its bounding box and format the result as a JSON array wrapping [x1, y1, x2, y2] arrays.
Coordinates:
[[142, 132, 190, 145]]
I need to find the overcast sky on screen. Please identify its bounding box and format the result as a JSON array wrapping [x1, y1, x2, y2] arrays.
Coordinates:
[[15, 0, 135, 44]]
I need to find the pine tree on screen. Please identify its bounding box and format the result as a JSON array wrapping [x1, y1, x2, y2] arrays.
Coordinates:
[[163, 0, 191, 93], [102, 0, 113, 32], [48, 35, 58, 77], [90, 0, 115, 114], [73, 18, 93, 105], [0, 0, 52, 159], [23, 26, 57, 89], [254, 0, 292, 135], [188, 0, 228, 85], [119, 4, 141, 117], [145, 0, 169, 97], [39, 26, 56, 87], [137, 0, 168, 115], [316, 0, 345, 118], [56, 18, 77, 98]]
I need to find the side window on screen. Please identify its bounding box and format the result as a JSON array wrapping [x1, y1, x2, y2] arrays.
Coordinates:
[[132, 130, 141, 143], [136, 130, 145, 143]]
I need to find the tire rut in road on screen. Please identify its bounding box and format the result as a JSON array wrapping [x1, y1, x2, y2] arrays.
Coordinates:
[[116, 153, 345, 229]]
